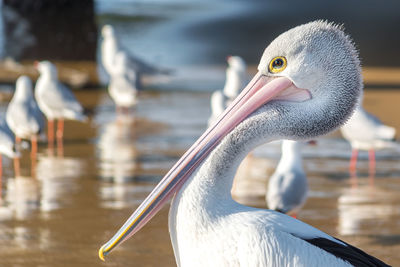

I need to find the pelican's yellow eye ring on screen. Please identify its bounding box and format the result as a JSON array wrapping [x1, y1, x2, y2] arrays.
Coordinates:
[[268, 56, 287, 74]]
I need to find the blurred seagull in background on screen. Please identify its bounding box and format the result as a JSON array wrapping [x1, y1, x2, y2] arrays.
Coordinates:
[[208, 55, 247, 125], [267, 140, 307, 218], [34, 61, 86, 155], [340, 105, 396, 177], [101, 24, 170, 86], [0, 121, 19, 183], [6, 76, 43, 176], [108, 51, 139, 114]]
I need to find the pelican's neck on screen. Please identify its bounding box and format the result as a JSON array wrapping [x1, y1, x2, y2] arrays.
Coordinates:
[[174, 125, 274, 210], [275, 140, 303, 173]]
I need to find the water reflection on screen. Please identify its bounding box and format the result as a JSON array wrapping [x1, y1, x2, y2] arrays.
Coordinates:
[[97, 114, 138, 183], [337, 179, 400, 236], [100, 182, 154, 210], [36, 155, 84, 213], [0, 153, 85, 222], [5, 175, 39, 220]]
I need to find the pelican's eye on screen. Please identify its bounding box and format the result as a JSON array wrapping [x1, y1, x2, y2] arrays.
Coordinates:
[[268, 56, 287, 74]]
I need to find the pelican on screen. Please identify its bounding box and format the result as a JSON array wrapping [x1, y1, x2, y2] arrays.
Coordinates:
[[108, 51, 139, 113], [6, 76, 43, 175], [209, 56, 247, 126], [101, 24, 169, 85], [266, 140, 307, 218], [99, 21, 389, 266], [34, 61, 86, 154], [340, 105, 396, 176]]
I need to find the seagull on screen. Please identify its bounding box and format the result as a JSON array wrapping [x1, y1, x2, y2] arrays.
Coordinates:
[[34, 61, 86, 155], [209, 56, 247, 126], [6, 76, 44, 175], [99, 21, 389, 266], [101, 24, 169, 86], [0, 121, 18, 191], [266, 140, 307, 218], [340, 105, 396, 176], [108, 51, 139, 113]]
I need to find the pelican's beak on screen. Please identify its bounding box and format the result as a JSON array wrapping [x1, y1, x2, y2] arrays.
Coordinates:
[[98, 72, 311, 261]]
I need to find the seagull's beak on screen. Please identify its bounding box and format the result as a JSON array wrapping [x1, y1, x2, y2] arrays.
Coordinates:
[[98, 72, 311, 261]]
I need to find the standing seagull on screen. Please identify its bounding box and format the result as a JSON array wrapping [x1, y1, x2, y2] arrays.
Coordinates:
[[6, 76, 43, 176], [34, 61, 86, 155], [209, 56, 247, 125], [101, 24, 169, 86], [99, 21, 389, 266], [267, 140, 307, 218], [340, 105, 396, 177], [108, 51, 139, 113]]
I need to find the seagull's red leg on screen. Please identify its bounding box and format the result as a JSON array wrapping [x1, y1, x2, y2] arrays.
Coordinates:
[[0, 154, 3, 201], [349, 149, 358, 176], [48, 119, 55, 154], [14, 136, 21, 177], [31, 135, 38, 177], [31, 135, 37, 160], [56, 118, 64, 157], [368, 149, 376, 185], [291, 213, 297, 219]]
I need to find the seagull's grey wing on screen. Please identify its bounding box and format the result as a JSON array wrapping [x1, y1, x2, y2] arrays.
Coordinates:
[[57, 82, 84, 113], [7, 100, 41, 135], [361, 109, 396, 140], [124, 70, 142, 90], [0, 121, 17, 158], [125, 51, 170, 75], [29, 99, 45, 133], [342, 107, 395, 142], [267, 171, 307, 213], [300, 236, 391, 267]]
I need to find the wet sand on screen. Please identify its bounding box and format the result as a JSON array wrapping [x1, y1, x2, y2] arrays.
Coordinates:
[[0, 88, 398, 266]]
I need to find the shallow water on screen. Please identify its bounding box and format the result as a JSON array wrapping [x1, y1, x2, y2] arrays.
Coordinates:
[[0, 88, 398, 266]]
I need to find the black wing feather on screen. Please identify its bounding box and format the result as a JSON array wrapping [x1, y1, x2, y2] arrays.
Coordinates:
[[299, 236, 391, 267]]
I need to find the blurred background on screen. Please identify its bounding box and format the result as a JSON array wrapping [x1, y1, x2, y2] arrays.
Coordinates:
[[0, 0, 399, 266]]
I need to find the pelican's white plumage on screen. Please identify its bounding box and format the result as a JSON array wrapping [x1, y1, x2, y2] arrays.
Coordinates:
[[209, 56, 247, 125], [100, 21, 389, 267], [6, 76, 43, 140], [267, 140, 307, 216], [108, 52, 138, 109], [34, 61, 85, 122]]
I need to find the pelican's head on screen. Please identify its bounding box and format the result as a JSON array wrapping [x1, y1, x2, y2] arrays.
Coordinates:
[[102, 24, 115, 38], [99, 20, 362, 260], [35, 61, 58, 78], [244, 20, 362, 140]]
